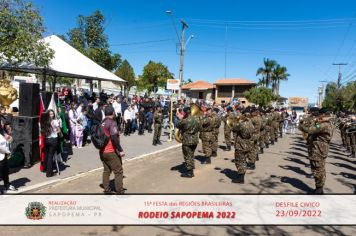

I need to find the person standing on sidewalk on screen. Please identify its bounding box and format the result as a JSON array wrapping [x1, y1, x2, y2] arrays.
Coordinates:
[[176, 107, 201, 178], [100, 106, 125, 194], [153, 106, 163, 145]]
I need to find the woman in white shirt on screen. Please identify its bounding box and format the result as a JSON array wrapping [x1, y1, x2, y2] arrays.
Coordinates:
[[68, 102, 78, 147], [124, 106, 132, 136], [41, 110, 60, 177]]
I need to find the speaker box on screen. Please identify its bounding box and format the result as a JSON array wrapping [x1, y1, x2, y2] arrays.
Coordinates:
[[11, 116, 39, 142], [40, 91, 52, 109], [19, 83, 40, 117], [11, 140, 40, 166]]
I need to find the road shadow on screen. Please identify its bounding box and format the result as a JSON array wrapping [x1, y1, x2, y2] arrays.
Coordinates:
[[290, 146, 307, 153], [283, 157, 309, 167], [194, 155, 207, 164], [219, 145, 227, 150], [286, 151, 308, 158], [279, 165, 312, 178], [330, 162, 356, 172], [219, 168, 238, 181], [280, 176, 314, 193], [337, 172, 356, 180], [170, 162, 187, 174], [329, 155, 356, 165]]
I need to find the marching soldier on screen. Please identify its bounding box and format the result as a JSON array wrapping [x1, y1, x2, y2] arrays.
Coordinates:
[[231, 108, 255, 184], [211, 108, 221, 157], [199, 107, 214, 164], [152, 106, 163, 146], [176, 107, 201, 178], [250, 108, 262, 168], [222, 107, 234, 151], [265, 109, 273, 147], [299, 108, 333, 194], [279, 108, 287, 138], [259, 108, 267, 153], [272, 108, 280, 143]]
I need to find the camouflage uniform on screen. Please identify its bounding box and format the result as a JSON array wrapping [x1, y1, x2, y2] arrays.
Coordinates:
[[272, 111, 280, 142], [250, 114, 262, 164], [279, 112, 286, 138], [232, 118, 254, 174], [260, 113, 267, 151], [153, 110, 163, 142], [222, 112, 234, 148], [176, 116, 201, 170], [265, 112, 273, 146], [211, 113, 221, 155], [299, 119, 333, 189], [199, 114, 214, 160]]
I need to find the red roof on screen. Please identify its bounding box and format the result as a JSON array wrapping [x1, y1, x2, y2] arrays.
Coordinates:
[[214, 78, 255, 85], [181, 80, 214, 90]]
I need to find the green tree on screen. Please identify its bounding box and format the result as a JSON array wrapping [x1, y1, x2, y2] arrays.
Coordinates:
[[0, 0, 54, 67], [115, 59, 136, 94], [323, 81, 356, 112], [244, 87, 276, 107], [256, 58, 277, 88], [139, 61, 174, 93], [182, 78, 193, 85], [66, 10, 121, 71], [271, 64, 290, 95]]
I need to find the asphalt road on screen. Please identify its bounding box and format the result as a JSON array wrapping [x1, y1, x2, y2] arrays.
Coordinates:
[[2, 131, 356, 236]]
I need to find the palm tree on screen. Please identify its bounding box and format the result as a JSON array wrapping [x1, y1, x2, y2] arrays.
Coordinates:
[[271, 64, 290, 96], [256, 58, 277, 88]]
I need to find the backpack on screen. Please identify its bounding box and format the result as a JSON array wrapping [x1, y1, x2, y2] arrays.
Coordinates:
[[90, 123, 109, 149]]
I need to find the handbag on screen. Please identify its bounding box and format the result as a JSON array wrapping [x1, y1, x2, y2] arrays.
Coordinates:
[[0, 134, 10, 161]]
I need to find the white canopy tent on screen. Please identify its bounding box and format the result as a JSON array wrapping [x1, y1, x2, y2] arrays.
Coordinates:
[[0, 35, 126, 91]]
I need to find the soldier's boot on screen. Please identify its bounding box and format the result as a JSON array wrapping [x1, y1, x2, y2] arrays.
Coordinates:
[[226, 146, 231, 151], [232, 173, 245, 184], [157, 140, 162, 145], [204, 157, 211, 164], [352, 151, 356, 158], [271, 140, 275, 145], [256, 154, 259, 161], [260, 148, 264, 154], [212, 151, 217, 157], [266, 143, 269, 148], [181, 170, 194, 178], [247, 163, 256, 170], [313, 187, 324, 195], [347, 146, 351, 153], [152, 140, 157, 146], [275, 138, 278, 143]]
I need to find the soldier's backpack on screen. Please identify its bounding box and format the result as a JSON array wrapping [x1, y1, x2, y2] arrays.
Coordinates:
[[90, 122, 109, 149]]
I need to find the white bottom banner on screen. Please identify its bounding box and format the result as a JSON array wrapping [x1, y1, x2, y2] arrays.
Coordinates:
[[0, 195, 355, 225]]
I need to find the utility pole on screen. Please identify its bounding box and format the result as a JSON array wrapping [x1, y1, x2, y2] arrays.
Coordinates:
[[178, 20, 188, 98], [333, 63, 348, 88]]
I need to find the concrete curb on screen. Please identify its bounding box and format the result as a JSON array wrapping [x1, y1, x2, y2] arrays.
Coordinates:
[[17, 143, 182, 193]]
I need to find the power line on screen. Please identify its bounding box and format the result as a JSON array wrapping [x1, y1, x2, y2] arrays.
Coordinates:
[[110, 38, 175, 46]]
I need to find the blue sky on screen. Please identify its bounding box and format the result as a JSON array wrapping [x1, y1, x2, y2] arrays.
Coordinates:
[[32, 0, 356, 103]]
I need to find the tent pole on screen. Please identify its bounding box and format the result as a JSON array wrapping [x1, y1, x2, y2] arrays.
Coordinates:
[[89, 80, 94, 94], [98, 80, 102, 93], [52, 76, 57, 92], [42, 71, 47, 91]]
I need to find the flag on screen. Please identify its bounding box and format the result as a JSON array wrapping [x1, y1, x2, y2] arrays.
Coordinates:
[[57, 97, 68, 154], [47, 94, 58, 117], [39, 95, 45, 172]]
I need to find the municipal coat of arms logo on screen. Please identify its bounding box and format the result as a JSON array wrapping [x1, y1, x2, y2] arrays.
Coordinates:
[[25, 202, 46, 220]]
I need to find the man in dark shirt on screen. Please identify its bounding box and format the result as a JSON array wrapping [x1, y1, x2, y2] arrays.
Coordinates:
[[100, 106, 125, 194]]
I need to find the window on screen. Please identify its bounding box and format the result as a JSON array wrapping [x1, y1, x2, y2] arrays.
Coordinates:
[[217, 86, 232, 98], [199, 92, 204, 99]]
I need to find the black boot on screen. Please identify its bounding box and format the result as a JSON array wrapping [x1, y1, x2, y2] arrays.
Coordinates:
[[204, 157, 211, 164], [181, 169, 194, 178], [313, 187, 324, 194], [256, 154, 259, 161], [232, 173, 245, 184], [212, 151, 217, 157], [247, 163, 256, 170], [275, 138, 278, 142], [157, 140, 162, 145], [152, 140, 157, 146], [271, 141, 274, 145], [226, 146, 231, 151], [260, 148, 264, 154], [352, 152, 355, 158]]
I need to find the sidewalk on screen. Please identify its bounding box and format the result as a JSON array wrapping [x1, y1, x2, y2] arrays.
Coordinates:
[[5, 128, 179, 192]]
